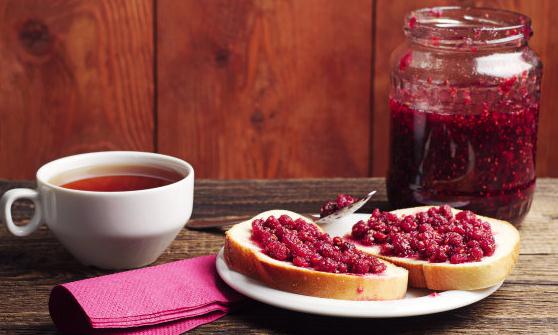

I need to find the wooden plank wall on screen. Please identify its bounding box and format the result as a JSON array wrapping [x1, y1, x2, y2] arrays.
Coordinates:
[[157, 0, 372, 178], [0, 0, 556, 179], [0, 0, 154, 179]]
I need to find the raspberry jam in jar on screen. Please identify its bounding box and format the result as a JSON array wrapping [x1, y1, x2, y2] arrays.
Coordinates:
[[387, 7, 542, 224]]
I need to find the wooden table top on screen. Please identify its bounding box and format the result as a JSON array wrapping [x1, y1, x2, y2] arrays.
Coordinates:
[[1, 178, 557, 334]]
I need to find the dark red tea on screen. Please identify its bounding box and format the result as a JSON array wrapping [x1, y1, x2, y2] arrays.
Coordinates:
[[61, 175, 176, 192], [53, 165, 184, 192]]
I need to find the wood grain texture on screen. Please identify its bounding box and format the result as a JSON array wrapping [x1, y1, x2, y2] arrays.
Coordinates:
[[0, 178, 557, 334], [0, 0, 154, 179], [372, 0, 558, 177], [157, 0, 372, 178]]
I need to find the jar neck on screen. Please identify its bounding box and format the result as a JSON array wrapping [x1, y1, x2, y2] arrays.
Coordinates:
[[405, 7, 532, 51]]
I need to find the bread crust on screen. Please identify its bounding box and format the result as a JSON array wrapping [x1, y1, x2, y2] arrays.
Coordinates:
[[353, 206, 520, 290], [224, 210, 408, 300]]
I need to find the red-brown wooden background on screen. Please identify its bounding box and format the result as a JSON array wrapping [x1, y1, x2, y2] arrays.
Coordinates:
[[0, 0, 556, 179]]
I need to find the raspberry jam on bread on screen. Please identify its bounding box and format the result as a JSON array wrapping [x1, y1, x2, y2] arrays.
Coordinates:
[[252, 215, 386, 274], [349, 205, 496, 264], [225, 210, 408, 300], [346, 206, 520, 290]]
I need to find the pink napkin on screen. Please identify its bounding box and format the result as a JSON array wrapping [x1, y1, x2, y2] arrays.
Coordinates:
[[49, 255, 243, 334]]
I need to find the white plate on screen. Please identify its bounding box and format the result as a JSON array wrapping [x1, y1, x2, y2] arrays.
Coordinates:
[[216, 213, 503, 318]]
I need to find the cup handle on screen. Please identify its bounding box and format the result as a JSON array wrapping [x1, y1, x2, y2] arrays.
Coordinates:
[[1, 188, 43, 236]]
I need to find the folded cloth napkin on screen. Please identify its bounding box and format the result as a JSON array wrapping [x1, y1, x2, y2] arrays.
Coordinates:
[[49, 255, 243, 334]]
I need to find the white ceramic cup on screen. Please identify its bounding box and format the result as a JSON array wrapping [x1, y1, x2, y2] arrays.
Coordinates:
[[0, 151, 194, 269]]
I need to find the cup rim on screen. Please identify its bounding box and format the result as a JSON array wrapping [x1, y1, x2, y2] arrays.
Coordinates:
[[36, 151, 194, 196]]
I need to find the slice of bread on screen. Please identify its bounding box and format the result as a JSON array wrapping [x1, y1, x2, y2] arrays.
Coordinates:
[[350, 206, 520, 291], [224, 210, 408, 300]]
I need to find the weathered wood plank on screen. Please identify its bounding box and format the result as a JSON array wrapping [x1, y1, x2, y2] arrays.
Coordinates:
[[0, 0, 154, 179], [157, 0, 373, 178]]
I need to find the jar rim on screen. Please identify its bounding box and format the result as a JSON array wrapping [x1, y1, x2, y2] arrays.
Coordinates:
[[405, 6, 532, 49]]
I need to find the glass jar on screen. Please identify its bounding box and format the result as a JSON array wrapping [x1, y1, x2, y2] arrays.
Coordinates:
[[387, 7, 542, 224]]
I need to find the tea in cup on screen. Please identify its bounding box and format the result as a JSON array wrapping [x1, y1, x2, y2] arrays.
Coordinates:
[[1, 151, 194, 269]]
